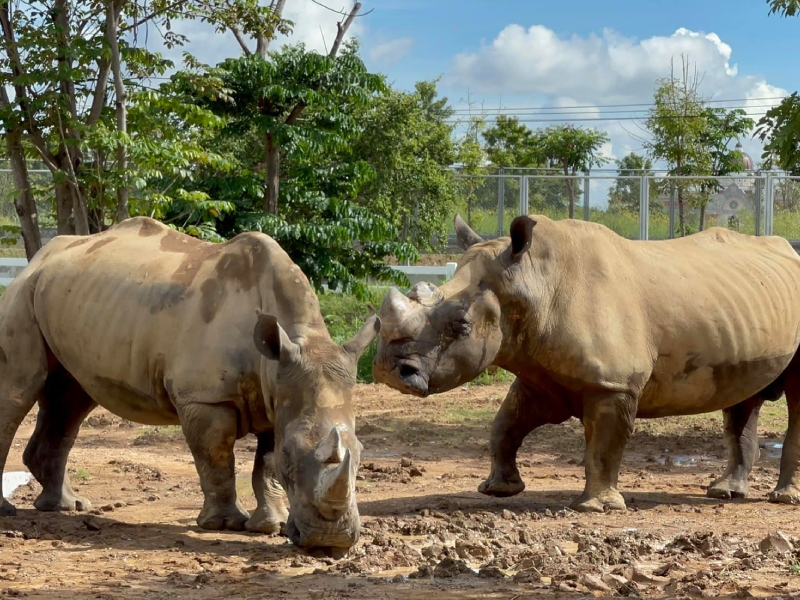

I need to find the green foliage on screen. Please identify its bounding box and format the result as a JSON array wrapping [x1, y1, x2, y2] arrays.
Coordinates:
[[608, 153, 661, 213], [767, 0, 800, 16], [184, 43, 420, 298], [353, 80, 457, 252], [483, 115, 539, 167], [537, 125, 609, 173], [757, 93, 800, 174]]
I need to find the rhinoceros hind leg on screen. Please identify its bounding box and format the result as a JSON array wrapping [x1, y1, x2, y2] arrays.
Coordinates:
[[707, 396, 763, 500], [245, 430, 289, 534], [0, 284, 49, 515], [572, 393, 636, 513], [23, 366, 96, 512], [179, 402, 250, 531], [479, 379, 571, 498], [769, 368, 800, 505]]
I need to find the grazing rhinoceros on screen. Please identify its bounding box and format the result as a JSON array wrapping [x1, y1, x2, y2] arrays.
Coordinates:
[[0, 217, 378, 549], [373, 213, 800, 512]]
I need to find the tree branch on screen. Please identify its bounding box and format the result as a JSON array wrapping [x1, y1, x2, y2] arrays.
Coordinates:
[[328, 2, 361, 57], [285, 101, 306, 125], [231, 26, 252, 55], [119, 0, 188, 32], [257, 0, 286, 56]]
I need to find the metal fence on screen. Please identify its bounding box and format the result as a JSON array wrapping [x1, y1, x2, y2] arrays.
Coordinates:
[[453, 172, 800, 242]]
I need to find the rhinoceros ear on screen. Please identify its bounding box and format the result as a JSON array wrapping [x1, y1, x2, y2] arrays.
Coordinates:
[[342, 305, 381, 358], [454, 213, 484, 250], [254, 309, 299, 363], [509, 216, 536, 260]]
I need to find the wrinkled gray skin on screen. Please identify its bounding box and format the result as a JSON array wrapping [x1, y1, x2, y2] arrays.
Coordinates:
[[374, 213, 800, 512], [0, 217, 378, 550]]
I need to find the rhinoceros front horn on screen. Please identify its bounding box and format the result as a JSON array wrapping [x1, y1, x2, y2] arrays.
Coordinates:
[[316, 448, 353, 509], [315, 426, 345, 464]]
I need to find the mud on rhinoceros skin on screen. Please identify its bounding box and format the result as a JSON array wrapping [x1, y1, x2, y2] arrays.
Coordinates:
[[0, 216, 379, 551], [374, 213, 800, 512]]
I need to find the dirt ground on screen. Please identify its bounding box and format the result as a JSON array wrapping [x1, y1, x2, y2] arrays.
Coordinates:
[[2, 383, 799, 600]]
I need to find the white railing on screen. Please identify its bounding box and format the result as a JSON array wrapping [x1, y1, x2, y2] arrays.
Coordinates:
[[0, 258, 460, 288]]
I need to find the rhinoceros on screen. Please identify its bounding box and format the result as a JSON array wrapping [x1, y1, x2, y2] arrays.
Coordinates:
[[373, 214, 800, 512], [0, 217, 379, 549]]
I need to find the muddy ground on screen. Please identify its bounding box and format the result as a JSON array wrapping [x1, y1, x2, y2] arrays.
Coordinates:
[[1, 383, 799, 599]]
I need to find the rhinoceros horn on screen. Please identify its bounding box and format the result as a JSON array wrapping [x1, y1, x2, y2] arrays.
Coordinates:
[[379, 287, 428, 339], [315, 426, 345, 464], [316, 448, 353, 508]]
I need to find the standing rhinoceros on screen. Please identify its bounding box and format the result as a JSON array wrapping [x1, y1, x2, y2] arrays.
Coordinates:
[[373, 214, 800, 512], [0, 217, 378, 549]]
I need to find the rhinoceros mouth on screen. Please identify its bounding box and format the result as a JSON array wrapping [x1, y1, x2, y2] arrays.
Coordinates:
[[287, 510, 360, 551], [397, 361, 429, 397]]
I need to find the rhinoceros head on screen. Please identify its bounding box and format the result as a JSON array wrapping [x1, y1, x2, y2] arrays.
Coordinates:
[[373, 213, 536, 396], [254, 309, 380, 550]]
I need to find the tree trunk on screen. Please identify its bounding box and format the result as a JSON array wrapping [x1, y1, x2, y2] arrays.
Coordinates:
[[699, 204, 705, 232], [6, 129, 42, 259], [107, 0, 128, 223], [677, 190, 686, 238], [264, 133, 280, 215], [564, 163, 574, 219]]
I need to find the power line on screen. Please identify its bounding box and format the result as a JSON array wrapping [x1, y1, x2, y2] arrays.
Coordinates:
[[448, 96, 787, 114], [445, 112, 770, 124], [446, 103, 781, 118]]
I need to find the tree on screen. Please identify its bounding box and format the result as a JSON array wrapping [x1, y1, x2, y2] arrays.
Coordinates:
[[608, 152, 658, 213], [455, 112, 487, 227], [483, 115, 538, 168], [645, 59, 708, 237], [756, 2, 799, 172], [693, 107, 755, 230], [0, 0, 284, 250], [536, 125, 609, 218], [353, 80, 456, 251]]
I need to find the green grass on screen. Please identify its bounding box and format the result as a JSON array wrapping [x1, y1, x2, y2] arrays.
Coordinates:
[[69, 467, 91, 482]]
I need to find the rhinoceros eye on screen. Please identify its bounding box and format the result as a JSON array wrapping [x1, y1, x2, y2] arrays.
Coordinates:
[[445, 318, 472, 339]]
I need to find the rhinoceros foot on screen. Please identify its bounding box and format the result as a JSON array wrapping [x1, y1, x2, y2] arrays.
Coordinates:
[[245, 503, 289, 535], [197, 502, 250, 531], [707, 475, 749, 499], [478, 473, 525, 498], [34, 487, 92, 512], [571, 489, 626, 513], [0, 499, 16, 517], [768, 485, 800, 505]]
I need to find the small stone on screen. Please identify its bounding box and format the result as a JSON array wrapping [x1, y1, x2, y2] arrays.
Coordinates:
[[101, 504, 114, 512], [478, 566, 507, 579], [759, 531, 793, 554], [433, 557, 470, 578], [408, 565, 434, 580], [602, 573, 629, 590], [114, 502, 124, 508], [580, 573, 611, 593], [391, 574, 404, 583], [83, 516, 102, 531], [194, 573, 210, 584], [631, 567, 671, 587], [400, 458, 413, 468], [409, 467, 423, 477], [421, 544, 443, 558], [501, 509, 516, 521]]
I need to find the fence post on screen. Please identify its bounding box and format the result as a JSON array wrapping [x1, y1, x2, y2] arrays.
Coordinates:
[[639, 176, 650, 241], [583, 170, 590, 221], [498, 168, 504, 236], [669, 184, 676, 240], [755, 175, 762, 236], [520, 176, 529, 216], [765, 173, 774, 236]]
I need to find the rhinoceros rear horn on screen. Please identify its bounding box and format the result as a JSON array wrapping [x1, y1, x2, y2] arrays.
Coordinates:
[[342, 307, 380, 358], [316, 448, 353, 507], [454, 213, 484, 250], [509, 215, 536, 259]]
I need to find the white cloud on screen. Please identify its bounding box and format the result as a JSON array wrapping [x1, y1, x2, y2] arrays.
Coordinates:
[[446, 25, 788, 163], [368, 37, 414, 65]]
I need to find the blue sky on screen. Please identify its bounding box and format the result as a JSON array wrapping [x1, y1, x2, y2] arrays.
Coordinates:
[[167, 0, 798, 163]]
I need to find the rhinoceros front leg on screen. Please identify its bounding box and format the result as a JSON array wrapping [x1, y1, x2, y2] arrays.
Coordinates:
[[707, 396, 763, 499], [245, 430, 289, 534], [572, 393, 636, 513], [178, 402, 250, 531], [770, 371, 800, 505], [479, 379, 572, 497]]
